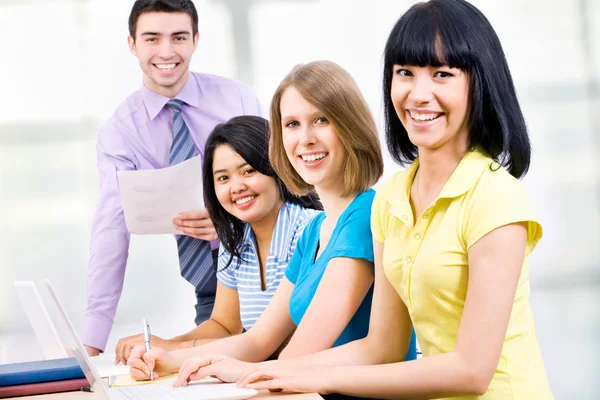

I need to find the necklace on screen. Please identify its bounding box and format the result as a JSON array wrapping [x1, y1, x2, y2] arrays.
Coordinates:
[[414, 170, 422, 212]]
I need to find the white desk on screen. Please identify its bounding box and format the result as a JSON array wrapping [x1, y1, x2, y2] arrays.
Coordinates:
[[20, 389, 322, 399]]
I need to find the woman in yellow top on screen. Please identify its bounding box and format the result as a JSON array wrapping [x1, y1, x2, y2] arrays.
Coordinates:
[[228, 0, 554, 398]]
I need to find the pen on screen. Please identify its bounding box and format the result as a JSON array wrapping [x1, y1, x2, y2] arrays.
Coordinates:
[[143, 317, 154, 381]]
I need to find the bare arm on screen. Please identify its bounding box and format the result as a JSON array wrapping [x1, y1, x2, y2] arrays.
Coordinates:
[[170, 278, 297, 365], [170, 282, 243, 346], [130, 241, 409, 381], [114, 282, 242, 363], [278, 256, 374, 359], [242, 240, 412, 373], [244, 223, 528, 398]]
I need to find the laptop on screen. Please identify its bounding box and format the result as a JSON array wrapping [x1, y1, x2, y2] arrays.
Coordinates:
[[13, 280, 128, 378], [14, 280, 258, 400]]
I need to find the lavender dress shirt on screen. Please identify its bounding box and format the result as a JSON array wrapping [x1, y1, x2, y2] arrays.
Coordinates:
[[83, 72, 261, 351]]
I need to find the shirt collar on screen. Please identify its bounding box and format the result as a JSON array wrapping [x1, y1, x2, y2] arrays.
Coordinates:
[[141, 73, 201, 120], [241, 222, 254, 248], [269, 202, 297, 261], [240, 202, 297, 261], [438, 149, 496, 198], [390, 149, 494, 209]]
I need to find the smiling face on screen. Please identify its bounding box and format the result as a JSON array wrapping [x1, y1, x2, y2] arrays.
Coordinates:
[[212, 144, 282, 224], [128, 11, 199, 98], [279, 86, 346, 193], [391, 65, 470, 153]]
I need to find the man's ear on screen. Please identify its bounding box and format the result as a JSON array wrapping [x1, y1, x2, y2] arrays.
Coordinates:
[[128, 35, 137, 56], [193, 32, 200, 51]]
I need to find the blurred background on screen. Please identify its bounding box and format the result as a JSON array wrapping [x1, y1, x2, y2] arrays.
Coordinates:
[[0, 0, 598, 398]]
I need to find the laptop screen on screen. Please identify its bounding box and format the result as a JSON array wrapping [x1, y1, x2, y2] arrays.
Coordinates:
[[30, 279, 110, 399], [13, 280, 68, 360]]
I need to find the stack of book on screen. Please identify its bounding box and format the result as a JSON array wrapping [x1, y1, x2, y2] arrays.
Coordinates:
[[0, 357, 88, 398]]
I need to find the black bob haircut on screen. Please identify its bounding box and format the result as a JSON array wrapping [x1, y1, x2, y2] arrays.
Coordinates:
[[202, 115, 322, 270], [383, 0, 531, 178]]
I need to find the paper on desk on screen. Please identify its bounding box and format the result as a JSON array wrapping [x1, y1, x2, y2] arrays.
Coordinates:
[[96, 363, 130, 378], [110, 373, 216, 387], [90, 355, 130, 378], [118, 156, 204, 234]]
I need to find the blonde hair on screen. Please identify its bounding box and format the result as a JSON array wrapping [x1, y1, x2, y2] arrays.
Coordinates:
[[269, 60, 383, 197]]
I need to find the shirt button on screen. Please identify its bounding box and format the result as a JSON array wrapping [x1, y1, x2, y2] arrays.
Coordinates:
[[422, 214, 429, 219], [414, 234, 421, 241], [406, 257, 413, 264], [402, 214, 408, 221], [404, 281, 408, 290]]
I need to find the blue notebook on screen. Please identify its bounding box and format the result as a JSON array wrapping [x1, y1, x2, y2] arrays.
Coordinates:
[[0, 357, 85, 387]]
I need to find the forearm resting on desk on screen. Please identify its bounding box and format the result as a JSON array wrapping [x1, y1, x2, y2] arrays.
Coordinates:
[[261, 337, 379, 370], [170, 318, 242, 349], [171, 331, 270, 365], [310, 352, 487, 399]]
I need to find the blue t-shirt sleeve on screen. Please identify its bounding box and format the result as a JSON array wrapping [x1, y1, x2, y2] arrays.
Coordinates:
[[216, 244, 238, 289], [329, 193, 375, 263]]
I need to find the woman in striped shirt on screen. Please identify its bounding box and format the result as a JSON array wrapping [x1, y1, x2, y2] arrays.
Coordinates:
[[204, 115, 322, 346], [116, 115, 321, 360]]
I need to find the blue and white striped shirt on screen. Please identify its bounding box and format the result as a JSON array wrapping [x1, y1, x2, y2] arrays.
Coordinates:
[[217, 202, 319, 331]]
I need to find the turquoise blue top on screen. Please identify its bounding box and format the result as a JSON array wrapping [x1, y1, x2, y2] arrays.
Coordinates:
[[286, 189, 417, 360], [286, 190, 374, 347]]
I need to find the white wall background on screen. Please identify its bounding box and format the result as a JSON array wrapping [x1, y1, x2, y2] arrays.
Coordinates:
[[0, 0, 599, 398]]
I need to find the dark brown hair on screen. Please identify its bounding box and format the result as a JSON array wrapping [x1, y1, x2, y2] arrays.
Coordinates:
[[128, 0, 198, 41]]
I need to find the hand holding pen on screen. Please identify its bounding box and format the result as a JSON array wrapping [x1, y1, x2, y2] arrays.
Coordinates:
[[143, 317, 154, 381], [127, 345, 181, 381]]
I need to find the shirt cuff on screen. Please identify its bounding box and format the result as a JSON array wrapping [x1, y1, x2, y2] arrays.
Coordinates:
[[81, 315, 113, 353]]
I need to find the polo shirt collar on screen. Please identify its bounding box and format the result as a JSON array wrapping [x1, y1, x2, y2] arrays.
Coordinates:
[[240, 202, 294, 261], [269, 202, 296, 261], [141, 73, 201, 120], [390, 149, 493, 209], [241, 222, 254, 248], [438, 149, 493, 198]]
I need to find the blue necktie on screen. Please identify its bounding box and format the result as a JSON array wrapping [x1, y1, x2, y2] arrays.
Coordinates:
[[166, 99, 214, 291]]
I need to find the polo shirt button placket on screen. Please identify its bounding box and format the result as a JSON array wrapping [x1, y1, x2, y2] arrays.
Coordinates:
[[405, 256, 414, 303], [421, 201, 435, 222], [415, 203, 435, 244]]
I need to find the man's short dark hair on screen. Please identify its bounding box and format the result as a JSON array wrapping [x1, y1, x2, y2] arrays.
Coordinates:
[[128, 0, 199, 41]]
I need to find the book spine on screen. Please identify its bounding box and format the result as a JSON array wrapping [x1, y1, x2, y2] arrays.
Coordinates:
[[0, 378, 89, 398]]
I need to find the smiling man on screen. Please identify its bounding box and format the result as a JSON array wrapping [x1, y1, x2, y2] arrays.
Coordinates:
[[83, 0, 261, 357]]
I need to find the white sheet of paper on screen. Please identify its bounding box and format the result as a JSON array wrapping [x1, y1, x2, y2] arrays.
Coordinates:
[[117, 156, 204, 234], [91, 356, 130, 378], [107, 380, 257, 400]]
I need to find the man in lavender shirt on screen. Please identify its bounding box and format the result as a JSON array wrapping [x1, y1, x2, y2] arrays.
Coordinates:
[[83, 0, 261, 357]]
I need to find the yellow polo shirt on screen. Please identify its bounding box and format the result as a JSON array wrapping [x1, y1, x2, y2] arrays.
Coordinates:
[[372, 150, 553, 399]]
